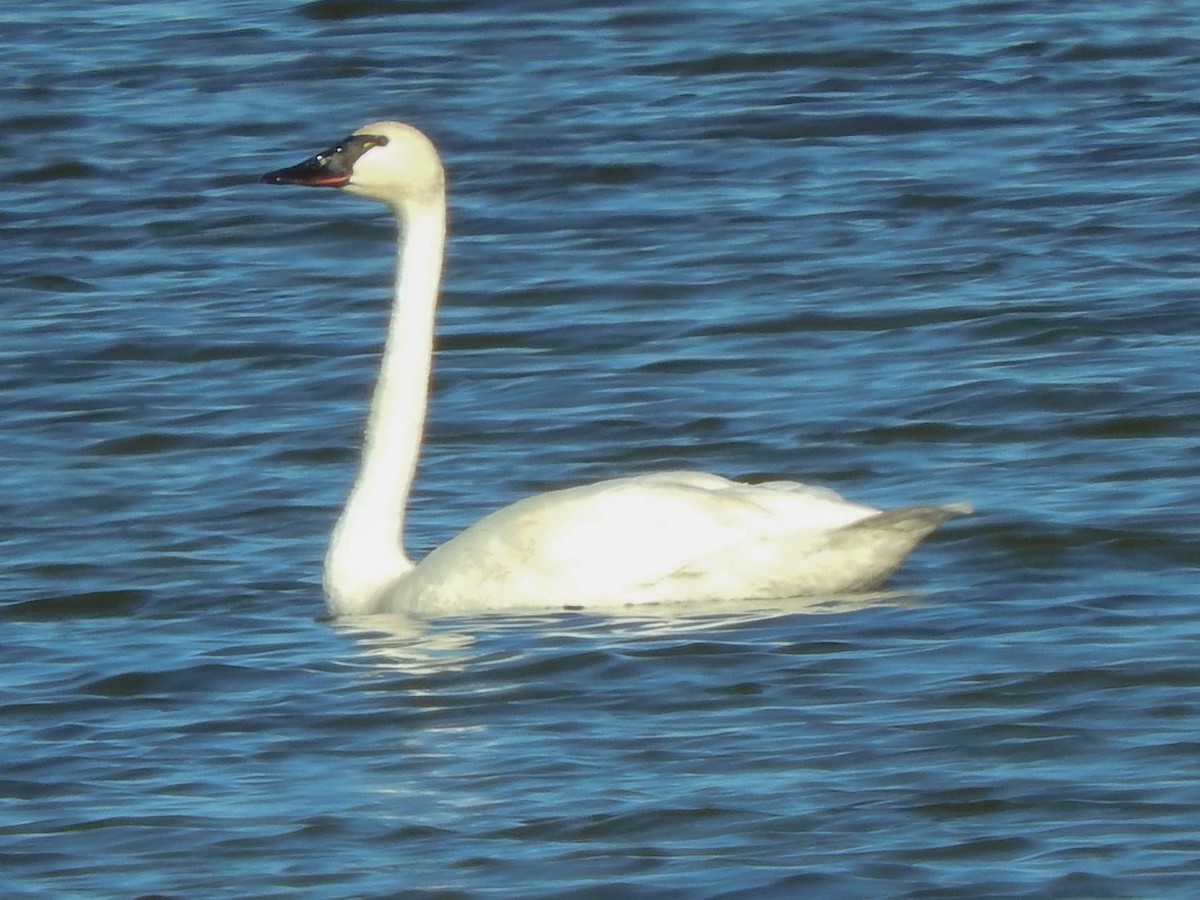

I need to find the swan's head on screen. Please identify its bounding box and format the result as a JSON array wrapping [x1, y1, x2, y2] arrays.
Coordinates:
[[261, 121, 444, 208]]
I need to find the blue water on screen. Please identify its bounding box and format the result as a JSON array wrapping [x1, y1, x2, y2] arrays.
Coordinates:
[[3, 1, 1200, 896]]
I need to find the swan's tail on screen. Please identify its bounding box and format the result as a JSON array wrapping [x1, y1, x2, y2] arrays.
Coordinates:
[[818, 502, 970, 592], [848, 502, 972, 537]]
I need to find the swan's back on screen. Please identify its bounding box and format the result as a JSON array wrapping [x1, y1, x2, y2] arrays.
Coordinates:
[[387, 472, 963, 614]]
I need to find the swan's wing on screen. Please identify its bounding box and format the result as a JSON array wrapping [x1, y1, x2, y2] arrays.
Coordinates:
[[400, 472, 954, 611]]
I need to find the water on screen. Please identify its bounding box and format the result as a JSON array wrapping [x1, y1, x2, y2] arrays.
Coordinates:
[[3, 1, 1199, 896]]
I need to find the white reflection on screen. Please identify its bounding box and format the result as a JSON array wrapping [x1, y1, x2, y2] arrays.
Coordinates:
[[331, 590, 918, 674]]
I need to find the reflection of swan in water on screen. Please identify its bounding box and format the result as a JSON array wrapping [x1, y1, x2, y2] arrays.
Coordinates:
[[263, 121, 967, 617], [338, 593, 921, 675]]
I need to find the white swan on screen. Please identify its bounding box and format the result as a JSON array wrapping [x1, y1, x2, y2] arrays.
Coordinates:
[[262, 121, 966, 616]]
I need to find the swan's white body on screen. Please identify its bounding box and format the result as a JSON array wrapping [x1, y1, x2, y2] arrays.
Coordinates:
[[264, 121, 964, 616]]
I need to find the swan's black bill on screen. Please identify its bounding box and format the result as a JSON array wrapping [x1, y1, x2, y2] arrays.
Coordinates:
[[261, 133, 389, 188], [261, 155, 351, 188]]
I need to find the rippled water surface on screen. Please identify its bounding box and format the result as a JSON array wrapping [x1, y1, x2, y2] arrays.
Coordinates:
[[4, 1, 1200, 896]]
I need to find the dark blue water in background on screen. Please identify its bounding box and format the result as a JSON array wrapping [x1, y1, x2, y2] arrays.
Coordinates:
[[3, 1, 1200, 896]]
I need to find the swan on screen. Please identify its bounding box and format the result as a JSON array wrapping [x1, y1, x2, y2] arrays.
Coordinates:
[[262, 120, 966, 616]]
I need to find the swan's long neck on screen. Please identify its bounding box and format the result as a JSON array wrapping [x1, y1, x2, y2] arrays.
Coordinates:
[[325, 190, 446, 611]]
